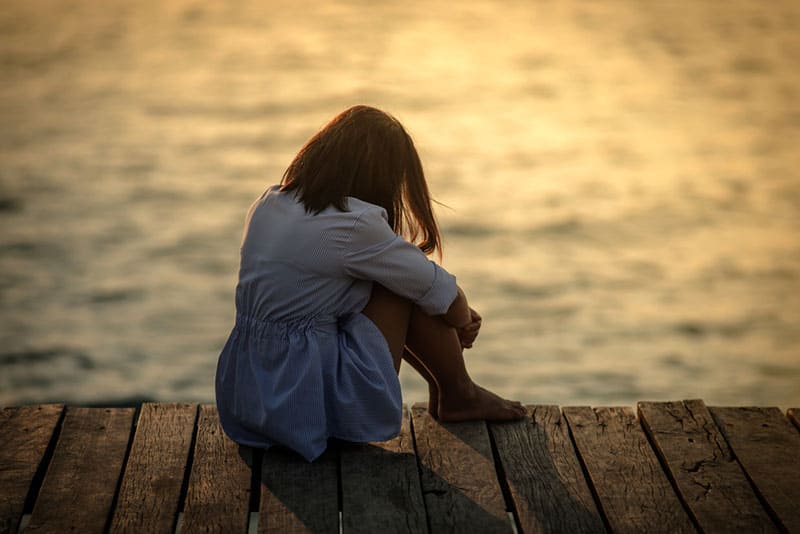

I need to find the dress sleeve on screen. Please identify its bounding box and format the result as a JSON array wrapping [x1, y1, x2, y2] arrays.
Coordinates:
[[342, 206, 458, 316]]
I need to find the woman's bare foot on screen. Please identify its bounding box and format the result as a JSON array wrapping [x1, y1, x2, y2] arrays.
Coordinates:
[[437, 383, 526, 422], [428, 382, 440, 419]]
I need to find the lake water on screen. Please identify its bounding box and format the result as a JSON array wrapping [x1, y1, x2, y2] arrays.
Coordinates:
[[1, 0, 799, 407]]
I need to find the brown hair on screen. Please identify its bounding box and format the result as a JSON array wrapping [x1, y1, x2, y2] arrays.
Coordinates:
[[280, 105, 442, 255]]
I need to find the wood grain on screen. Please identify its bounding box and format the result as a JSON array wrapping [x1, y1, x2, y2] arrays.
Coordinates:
[[638, 400, 776, 533], [7, 401, 794, 534], [788, 408, 800, 431], [181, 405, 253, 534], [563, 406, 695, 534], [0, 404, 64, 534], [490, 405, 606, 534], [412, 403, 509, 533], [340, 405, 426, 533], [25, 407, 135, 534], [109, 403, 197, 533], [711, 406, 800, 533], [259, 446, 338, 533]]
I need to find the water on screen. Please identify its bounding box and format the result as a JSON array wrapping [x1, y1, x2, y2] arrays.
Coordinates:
[[1, 0, 799, 407]]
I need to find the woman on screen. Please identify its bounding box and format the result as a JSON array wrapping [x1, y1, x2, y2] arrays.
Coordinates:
[[216, 105, 524, 461]]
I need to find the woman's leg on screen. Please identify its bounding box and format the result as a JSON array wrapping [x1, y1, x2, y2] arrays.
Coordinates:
[[404, 306, 525, 422], [402, 348, 440, 418], [362, 284, 524, 421], [360, 284, 412, 372], [360, 285, 441, 416]]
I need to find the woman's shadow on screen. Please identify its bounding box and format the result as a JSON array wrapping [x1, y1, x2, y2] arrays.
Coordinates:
[[241, 405, 606, 533]]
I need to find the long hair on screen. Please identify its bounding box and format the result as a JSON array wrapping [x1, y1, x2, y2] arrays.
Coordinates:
[[280, 105, 442, 255]]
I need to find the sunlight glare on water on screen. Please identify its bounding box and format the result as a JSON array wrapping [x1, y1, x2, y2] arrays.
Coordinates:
[[1, 0, 799, 407]]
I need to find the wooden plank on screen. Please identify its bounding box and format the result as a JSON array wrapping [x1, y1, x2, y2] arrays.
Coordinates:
[[711, 407, 800, 532], [563, 406, 695, 534], [109, 403, 197, 533], [489, 405, 606, 534], [638, 400, 776, 532], [181, 404, 253, 534], [340, 405, 426, 533], [259, 446, 338, 533], [0, 404, 64, 534], [788, 408, 800, 431], [411, 403, 509, 533], [25, 407, 135, 534]]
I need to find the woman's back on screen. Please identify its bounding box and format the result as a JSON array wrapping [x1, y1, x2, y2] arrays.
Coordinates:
[[236, 185, 374, 325]]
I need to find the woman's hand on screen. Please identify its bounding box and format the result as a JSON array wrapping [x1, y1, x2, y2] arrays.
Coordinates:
[[457, 307, 482, 349]]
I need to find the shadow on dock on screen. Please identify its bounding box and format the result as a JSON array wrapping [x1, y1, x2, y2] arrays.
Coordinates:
[[1, 401, 799, 532]]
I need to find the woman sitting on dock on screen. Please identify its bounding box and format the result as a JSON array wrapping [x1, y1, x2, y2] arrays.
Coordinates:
[[215, 105, 525, 461]]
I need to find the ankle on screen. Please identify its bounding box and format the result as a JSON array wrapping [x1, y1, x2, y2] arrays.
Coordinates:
[[440, 376, 475, 402]]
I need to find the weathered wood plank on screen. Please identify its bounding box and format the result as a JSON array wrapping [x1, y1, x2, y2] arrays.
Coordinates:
[[25, 407, 135, 534], [259, 446, 338, 533], [788, 408, 800, 431], [412, 403, 509, 533], [0, 404, 64, 534], [340, 405, 426, 533], [181, 404, 253, 534], [638, 400, 776, 533], [489, 405, 606, 534], [109, 403, 197, 533], [563, 406, 695, 534], [710, 407, 800, 533]]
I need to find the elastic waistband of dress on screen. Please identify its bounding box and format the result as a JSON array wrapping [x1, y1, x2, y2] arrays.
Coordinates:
[[235, 312, 340, 334]]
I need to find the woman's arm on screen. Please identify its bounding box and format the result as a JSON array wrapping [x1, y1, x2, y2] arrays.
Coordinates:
[[443, 286, 482, 349], [343, 206, 458, 316]]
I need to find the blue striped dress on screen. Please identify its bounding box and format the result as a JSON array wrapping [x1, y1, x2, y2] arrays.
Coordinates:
[[215, 185, 457, 461]]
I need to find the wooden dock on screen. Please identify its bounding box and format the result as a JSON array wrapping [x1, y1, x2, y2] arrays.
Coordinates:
[[2, 401, 799, 533]]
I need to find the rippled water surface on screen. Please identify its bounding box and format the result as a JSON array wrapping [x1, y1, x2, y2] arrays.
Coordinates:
[[1, 1, 799, 407]]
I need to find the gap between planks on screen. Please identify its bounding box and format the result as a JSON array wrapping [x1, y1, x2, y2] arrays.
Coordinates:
[[4, 402, 799, 534]]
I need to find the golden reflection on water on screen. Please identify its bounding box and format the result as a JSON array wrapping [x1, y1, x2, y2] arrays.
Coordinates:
[[0, 1, 798, 405]]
